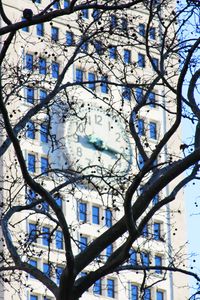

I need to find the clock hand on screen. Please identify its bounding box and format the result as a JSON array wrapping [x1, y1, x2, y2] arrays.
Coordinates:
[[87, 134, 122, 156]]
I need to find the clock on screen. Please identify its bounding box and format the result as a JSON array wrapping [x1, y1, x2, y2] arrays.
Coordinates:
[[64, 103, 132, 185]]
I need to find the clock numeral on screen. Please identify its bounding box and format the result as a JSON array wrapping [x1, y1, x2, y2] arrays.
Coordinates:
[[108, 121, 113, 131], [86, 115, 91, 125], [115, 132, 121, 142], [95, 114, 102, 125], [77, 123, 85, 134], [77, 147, 83, 157]]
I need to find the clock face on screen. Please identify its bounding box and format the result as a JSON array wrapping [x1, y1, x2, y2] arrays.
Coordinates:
[[64, 104, 132, 184]]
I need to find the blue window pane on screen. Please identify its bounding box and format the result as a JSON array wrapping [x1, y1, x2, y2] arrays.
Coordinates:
[[80, 41, 88, 52], [138, 153, 144, 169], [144, 288, 151, 300], [129, 249, 137, 265], [39, 58, 46, 75], [106, 244, 113, 258], [94, 41, 103, 55], [29, 260, 37, 278], [76, 69, 83, 83], [30, 296, 38, 300], [80, 236, 87, 252], [138, 119, 144, 136], [27, 189, 36, 204], [135, 87, 143, 103], [121, 18, 128, 31], [27, 121, 35, 139], [107, 279, 115, 298], [148, 92, 156, 108], [105, 209, 112, 227], [109, 46, 117, 59], [152, 58, 159, 70], [25, 54, 33, 70], [93, 279, 102, 295], [149, 122, 157, 139], [150, 27, 156, 39], [82, 9, 89, 19], [41, 157, 48, 175], [51, 26, 59, 41], [29, 223, 37, 242], [156, 291, 164, 300], [43, 263, 50, 278], [40, 89, 47, 102], [26, 87, 34, 104], [22, 18, 28, 32], [28, 154, 35, 172], [92, 206, 99, 224], [138, 53, 145, 68], [64, 0, 69, 8], [92, 9, 100, 20], [141, 252, 149, 266], [123, 86, 131, 100], [101, 76, 108, 93], [81, 272, 87, 277], [131, 284, 138, 300], [152, 194, 159, 205], [56, 230, 63, 249], [55, 196, 62, 208], [40, 123, 48, 143], [154, 223, 161, 240], [88, 72, 95, 90], [79, 202, 87, 222], [36, 23, 44, 36], [42, 201, 49, 211], [124, 49, 131, 64], [110, 15, 117, 28], [155, 256, 162, 274], [42, 227, 50, 246], [52, 62, 59, 78], [66, 32, 73, 46], [56, 266, 63, 285], [139, 23, 145, 36], [53, 1, 59, 9], [142, 224, 148, 237]]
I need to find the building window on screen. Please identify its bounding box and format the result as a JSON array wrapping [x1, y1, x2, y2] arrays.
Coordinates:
[[92, 9, 100, 20], [109, 46, 117, 59], [82, 9, 89, 19], [153, 222, 161, 240], [40, 89, 47, 102], [80, 236, 87, 252], [80, 41, 88, 52], [131, 284, 138, 300], [93, 279, 102, 295], [41, 157, 48, 175], [25, 54, 33, 70], [123, 86, 131, 100], [28, 154, 36, 173], [138, 53, 145, 68], [92, 206, 99, 224], [124, 49, 131, 64], [135, 87, 143, 103], [22, 18, 29, 32], [107, 279, 115, 298], [42, 227, 50, 246], [142, 224, 148, 237], [56, 266, 63, 285], [52, 62, 59, 78], [152, 194, 159, 205], [144, 289, 151, 300], [149, 122, 157, 139], [141, 252, 149, 266], [55, 195, 62, 208], [148, 92, 156, 108], [28, 223, 37, 243], [105, 209, 112, 227], [42, 201, 49, 212], [101, 76, 108, 94], [30, 296, 38, 300], [149, 27, 156, 40], [36, 23, 44, 36], [39, 58, 46, 75], [64, 0, 69, 8], [137, 119, 144, 136], [25, 87, 34, 104], [27, 121, 35, 139], [156, 291, 164, 300], [121, 17, 128, 31], [155, 255, 162, 274], [51, 26, 59, 41], [40, 123, 48, 143], [138, 153, 144, 169], [66, 31, 73, 46], [139, 23, 145, 36], [29, 259, 37, 278], [53, 1, 59, 9], [88, 72, 95, 90], [75, 68, 83, 83], [56, 230, 63, 249], [152, 57, 159, 70], [79, 202, 87, 222], [94, 41, 103, 55], [129, 249, 137, 265], [110, 15, 117, 28], [27, 189, 36, 204], [106, 244, 113, 258], [43, 263, 50, 278]]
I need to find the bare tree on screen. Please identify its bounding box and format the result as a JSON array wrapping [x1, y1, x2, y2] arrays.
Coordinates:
[[0, 0, 200, 300]]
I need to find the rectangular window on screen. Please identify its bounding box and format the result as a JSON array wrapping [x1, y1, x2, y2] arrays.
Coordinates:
[[66, 31, 73, 46], [27, 189, 36, 204], [36, 23, 44, 36], [82, 9, 89, 19], [144, 289, 151, 300], [138, 53, 145, 68], [26, 87, 34, 104], [43, 263, 50, 278], [148, 92, 156, 108], [129, 249, 137, 265], [42, 201, 49, 212], [80, 236, 87, 252], [152, 194, 159, 205], [51, 26, 59, 41], [141, 252, 149, 266], [56, 230, 63, 249], [39, 58, 46, 75], [106, 244, 113, 258], [22, 18, 29, 32], [137, 119, 144, 136], [93, 279, 102, 295], [29, 259, 37, 278], [142, 224, 148, 237], [28, 223, 37, 243], [110, 15, 117, 28], [124, 49, 131, 64], [41, 157, 48, 175], [30, 296, 38, 300], [56, 266, 63, 285], [53, 1, 59, 9], [121, 17, 128, 31], [155, 255, 162, 274], [79, 202, 87, 222], [52, 62, 59, 78], [64, 0, 69, 8], [138, 153, 144, 169], [156, 291, 164, 300], [152, 58, 159, 70], [92, 9, 100, 20], [40, 89, 47, 102], [25, 54, 33, 70], [92, 206, 99, 224], [109, 46, 117, 59], [80, 41, 88, 52], [27, 121, 35, 139], [101, 76, 108, 94], [154, 222, 161, 240], [40, 123, 48, 143], [42, 227, 50, 246], [107, 279, 115, 298], [139, 23, 145, 36], [88, 72, 95, 90], [55, 195, 62, 208], [135, 87, 143, 102], [131, 284, 138, 300], [28, 154, 36, 173], [149, 27, 156, 40], [105, 209, 112, 227], [75, 68, 83, 83], [94, 41, 103, 55], [149, 122, 157, 139], [123, 86, 131, 100]]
